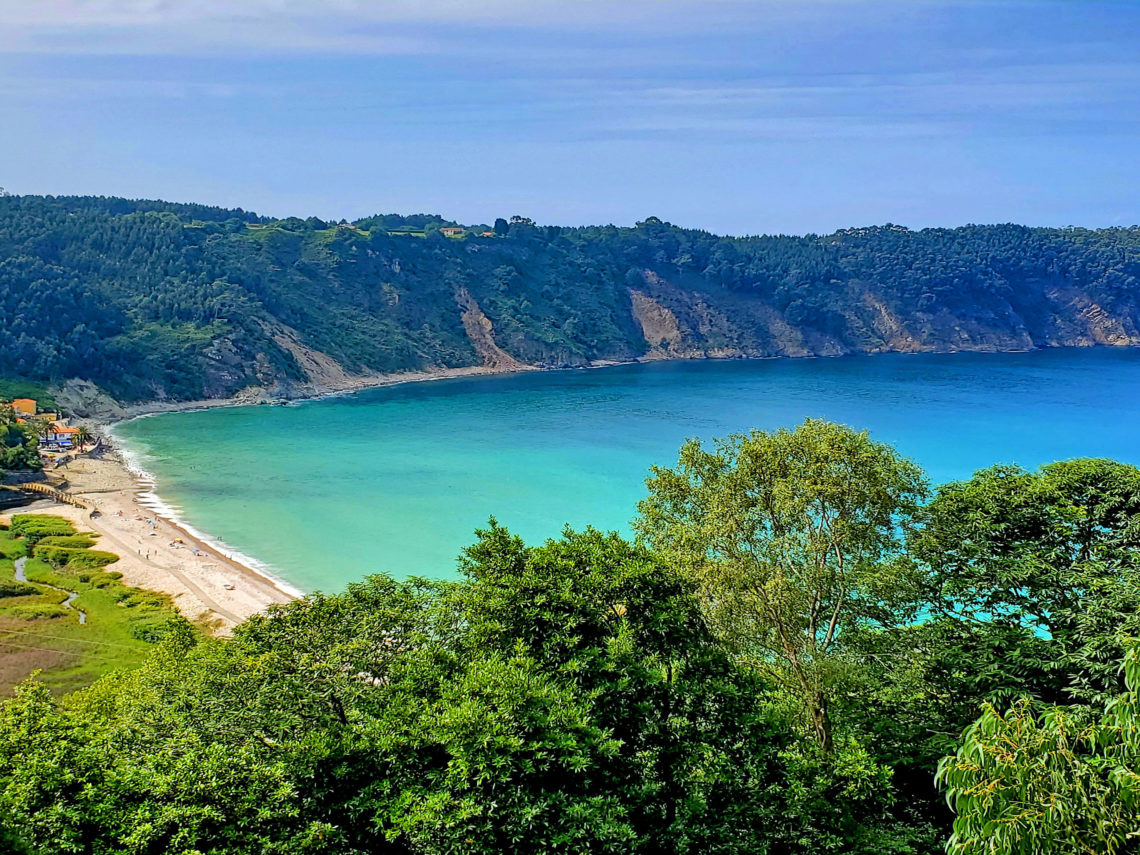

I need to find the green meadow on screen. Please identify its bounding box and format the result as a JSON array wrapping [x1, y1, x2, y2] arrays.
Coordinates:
[[0, 514, 188, 695]]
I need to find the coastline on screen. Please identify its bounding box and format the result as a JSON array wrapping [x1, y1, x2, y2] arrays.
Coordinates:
[[112, 363, 545, 422], [30, 363, 571, 633], [23, 452, 297, 633], [94, 344, 1095, 426], [71, 359, 641, 629], [53, 344, 1135, 635]]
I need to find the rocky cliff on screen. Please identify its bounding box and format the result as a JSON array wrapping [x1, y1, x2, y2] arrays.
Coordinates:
[[3, 197, 1139, 409]]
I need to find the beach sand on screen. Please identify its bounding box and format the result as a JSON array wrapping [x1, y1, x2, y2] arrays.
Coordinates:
[[25, 360, 644, 633], [13, 453, 296, 633]]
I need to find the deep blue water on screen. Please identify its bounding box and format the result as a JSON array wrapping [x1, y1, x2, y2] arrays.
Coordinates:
[[114, 348, 1140, 592]]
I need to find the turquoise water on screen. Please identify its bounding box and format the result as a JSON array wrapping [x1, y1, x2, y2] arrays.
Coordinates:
[[114, 349, 1140, 593]]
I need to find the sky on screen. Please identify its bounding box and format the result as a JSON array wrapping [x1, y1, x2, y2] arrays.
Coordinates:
[[1, 0, 1138, 235]]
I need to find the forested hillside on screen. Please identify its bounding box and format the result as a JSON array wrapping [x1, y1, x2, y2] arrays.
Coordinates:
[[5, 422, 1140, 853], [2, 195, 1139, 406]]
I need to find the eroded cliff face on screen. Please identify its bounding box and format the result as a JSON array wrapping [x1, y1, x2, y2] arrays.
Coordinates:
[[9, 196, 1140, 406], [54, 264, 1140, 411], [197, 270, 1140, 405], [621, 269, 1140, 362], [455, 289, 533, 372]]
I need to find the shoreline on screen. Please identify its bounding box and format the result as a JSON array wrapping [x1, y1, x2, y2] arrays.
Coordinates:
[[78, 358, 657, 628], [109, 363, 548, 425], [107, 434, 305, 600], [21, 451, 297, 633], [96, 345, 1088, 428], [52, 344, 1133, 634], [42, 363, 588, 633]]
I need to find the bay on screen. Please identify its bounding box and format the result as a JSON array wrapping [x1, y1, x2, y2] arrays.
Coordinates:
[[113, 348, 1140, 593]]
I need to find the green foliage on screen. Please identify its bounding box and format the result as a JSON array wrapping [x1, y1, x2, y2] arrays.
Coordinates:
[[32, 544, 118, 570], [127, 616, 189, 643], [914, 459, 1140, 705], [455, 523, 793, 853], [0, 580, 37, 599], [772, 739, 939, 854], [0, 379, 55, 410], [33, 534, 97, 550], [6, 436, 1140, 852], [8, 515, 74, 548], [937, 647, 1140, 854], [5, 195, 1140, 402], [6, 603, 68, 620], [0, 408, 41, 474], [637, 419, 928, 751], [0, 519, 187, 695], [0, 524, 928, 854]]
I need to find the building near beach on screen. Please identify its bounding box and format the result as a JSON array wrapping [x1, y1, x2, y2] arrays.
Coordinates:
[[10, 399, 36, 416], [40, 424, 80, 448]]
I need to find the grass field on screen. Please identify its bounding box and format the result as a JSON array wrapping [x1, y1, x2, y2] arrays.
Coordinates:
[[0, 515, 187, 696]]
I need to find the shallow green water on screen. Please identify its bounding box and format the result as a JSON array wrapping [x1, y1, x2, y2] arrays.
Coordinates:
[[114, 349, 1140, 593]]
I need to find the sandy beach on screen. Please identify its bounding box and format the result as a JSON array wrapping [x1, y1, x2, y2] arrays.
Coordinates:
[[18, 359, 651, 634], [18, 363, 549, 634], [14, 451, 296, 633]]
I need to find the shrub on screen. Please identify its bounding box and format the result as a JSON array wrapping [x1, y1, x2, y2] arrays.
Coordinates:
[[69, 550, 119, 570], [9, 515, 75, 548], [129, 617, 183, 643], [8, 603, 68, 620], [35, 535, 98, 550], [0, 580, 38, 599], [33, 545, 118, 570], [118, 590, 168, 610]]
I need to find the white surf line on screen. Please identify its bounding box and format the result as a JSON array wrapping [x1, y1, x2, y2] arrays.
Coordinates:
[[104, 423, 305, 601]]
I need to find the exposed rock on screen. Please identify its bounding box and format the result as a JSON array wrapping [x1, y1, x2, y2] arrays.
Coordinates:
[[629, 289, 688, 358], [51, 379, 126, 422], [269, 323, 360, 388], [455, 288, 533, 371]]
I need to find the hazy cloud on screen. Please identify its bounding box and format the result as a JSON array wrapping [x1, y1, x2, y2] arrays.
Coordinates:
[[2, 0, 1138, 231]]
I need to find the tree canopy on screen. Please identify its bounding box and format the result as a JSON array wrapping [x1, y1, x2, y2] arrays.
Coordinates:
[[3, 195, 1140, 403], [3, 425, 1140, 853]]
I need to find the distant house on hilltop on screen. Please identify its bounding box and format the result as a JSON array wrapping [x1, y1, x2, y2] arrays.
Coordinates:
[[440, 227, 465, 237]]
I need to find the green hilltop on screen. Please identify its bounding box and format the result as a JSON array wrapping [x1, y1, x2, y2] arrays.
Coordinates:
[[1, 195, 1139, 406]]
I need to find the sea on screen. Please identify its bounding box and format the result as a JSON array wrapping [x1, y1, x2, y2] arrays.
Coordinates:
[[112, 348, 1140, 594]]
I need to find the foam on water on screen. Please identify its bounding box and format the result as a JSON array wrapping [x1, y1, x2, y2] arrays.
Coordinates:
[[107, 420, 306, 599]]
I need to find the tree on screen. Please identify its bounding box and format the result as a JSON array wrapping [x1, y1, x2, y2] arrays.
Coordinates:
[[493, 217, 509, 236], [636, 419, 928, 752], [937, 647, 1140, 855], [73, 425, 93, 451], [914, 459, 1140, 704], [455, 522, 789, 854], [0, 409, 41, 473], [0, 528, 806, 855]]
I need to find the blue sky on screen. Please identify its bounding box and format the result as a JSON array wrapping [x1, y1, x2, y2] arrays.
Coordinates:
[[1, 0, 1138, 234]]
